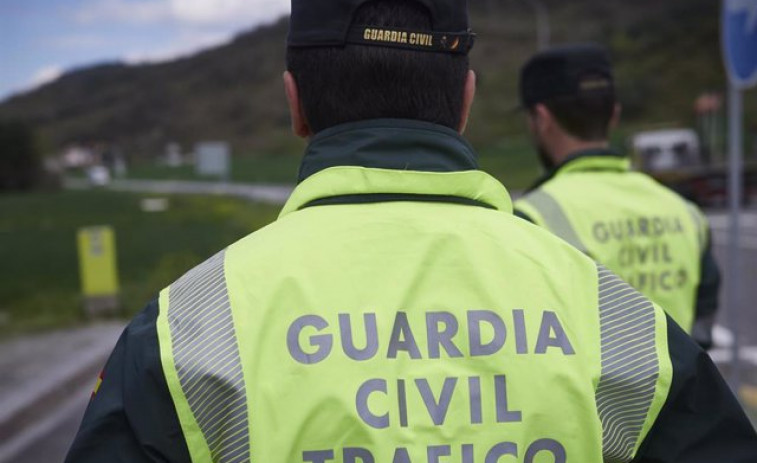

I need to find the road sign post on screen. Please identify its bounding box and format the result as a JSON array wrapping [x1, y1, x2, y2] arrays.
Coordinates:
[[722, 0, 757, 390], [524, 0, 551, 51], [77, 226, 120, 317], [726, 84, 743, 390], [195, 141, 231, 182]]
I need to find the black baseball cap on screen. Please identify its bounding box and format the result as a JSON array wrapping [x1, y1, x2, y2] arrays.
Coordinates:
[[288, 0, 475, 54], [519, 44, 615, 109]]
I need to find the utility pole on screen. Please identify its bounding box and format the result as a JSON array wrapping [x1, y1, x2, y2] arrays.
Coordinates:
[[525, 0, 551, 50], [486, 0, 497, 15]]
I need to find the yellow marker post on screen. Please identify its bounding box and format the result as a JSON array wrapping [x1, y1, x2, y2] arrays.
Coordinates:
[[77, 226, 120, 316]]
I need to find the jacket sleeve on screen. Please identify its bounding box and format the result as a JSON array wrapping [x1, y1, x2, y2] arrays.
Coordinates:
[[64, 299, 191, 463], [691, 230, 721, 350], [632, 314, 757, 463]]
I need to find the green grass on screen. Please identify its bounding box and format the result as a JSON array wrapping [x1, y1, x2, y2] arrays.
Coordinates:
[[91, 140, 544, 193], [73, 129, 648, 197], [118, 154, 302, 184], [0, 190, 280, 337]]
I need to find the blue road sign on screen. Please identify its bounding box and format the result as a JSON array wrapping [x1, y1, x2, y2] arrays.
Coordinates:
[[723, 0, 757, 88]]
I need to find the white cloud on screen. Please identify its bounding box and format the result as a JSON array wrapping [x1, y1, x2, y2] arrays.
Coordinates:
[[75, 0, 169, 24], [49, 34, 109, 49], [122, 30, 232, 64], [76, 0, 290, 26], [170, 0, 288, 24], [59, 0, 292, 76], [30, 66, 64, 88], [7, 65, 65, 98]]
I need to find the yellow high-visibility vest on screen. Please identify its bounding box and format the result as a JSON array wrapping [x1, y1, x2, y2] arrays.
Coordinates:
[[157, 165, 672, 463]]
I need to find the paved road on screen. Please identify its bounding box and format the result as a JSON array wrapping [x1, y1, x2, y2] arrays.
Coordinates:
[[10, 209, 757, 461], [710, 210, 757, 345], [64, 177, 295, 205], [708, 210, 757, 379], [11, 394, 88, 463], [0, 324, 122, 463]]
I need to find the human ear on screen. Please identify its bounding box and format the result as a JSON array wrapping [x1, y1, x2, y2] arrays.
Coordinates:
[[458, 70, 477, 134], [283, 71, 312, 138]]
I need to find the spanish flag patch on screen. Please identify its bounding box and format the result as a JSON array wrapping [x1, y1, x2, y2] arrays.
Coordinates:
[[91, 371, 104, 399]]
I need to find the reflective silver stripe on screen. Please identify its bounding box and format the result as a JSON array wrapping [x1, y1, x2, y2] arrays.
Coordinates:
[[168, 251, 250, 463], [520, 190, 589, 253], [596, 265, 659, 463]]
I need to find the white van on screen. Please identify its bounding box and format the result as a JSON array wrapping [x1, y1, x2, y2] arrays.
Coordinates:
[[631, 129, 701, 172]]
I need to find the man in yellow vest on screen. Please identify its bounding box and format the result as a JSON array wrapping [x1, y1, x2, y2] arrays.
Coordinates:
[[66, 2, 756, 463], [514, 44, 721, 348]]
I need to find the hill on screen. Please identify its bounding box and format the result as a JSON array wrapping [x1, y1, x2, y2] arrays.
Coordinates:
[[0, 0, 752, 165]]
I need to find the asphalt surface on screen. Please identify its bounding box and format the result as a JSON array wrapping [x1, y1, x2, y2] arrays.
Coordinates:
[[64, 177, 295, 205], [0, 324, 123, 463], [11, 394, 88, 463], [710, 210, 757, 347], [9, 208, 757, 462]]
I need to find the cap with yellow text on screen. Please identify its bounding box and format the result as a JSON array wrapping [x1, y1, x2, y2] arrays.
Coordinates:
[[287, 0, 475, 54]]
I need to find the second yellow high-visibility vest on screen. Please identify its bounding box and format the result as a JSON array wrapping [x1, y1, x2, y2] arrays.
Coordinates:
[[516, 154, 708, 333]]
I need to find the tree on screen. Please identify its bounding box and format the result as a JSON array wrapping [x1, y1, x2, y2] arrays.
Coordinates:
[[0, 121, 43, 191]]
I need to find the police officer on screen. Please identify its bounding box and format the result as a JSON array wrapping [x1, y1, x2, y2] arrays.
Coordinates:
[[66, 3, 756, 463], [513, 44, 721, 348]]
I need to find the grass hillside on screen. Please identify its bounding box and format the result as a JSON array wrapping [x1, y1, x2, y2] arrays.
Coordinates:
[[0, 0, 753, 173]]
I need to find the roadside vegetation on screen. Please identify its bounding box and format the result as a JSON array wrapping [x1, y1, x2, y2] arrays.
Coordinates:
[[86, 137, 543, 191], [0, 190, 280, 337]]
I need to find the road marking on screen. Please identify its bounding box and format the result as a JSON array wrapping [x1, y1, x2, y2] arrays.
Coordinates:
[[706, 212, 757, 249], [712, 232, 757, 250], [709, 346, 757, 366], [707, 212, 757, 229], [63, 178, 294, 205], [0, 389, 88, 463], [714, 324, 735, 347], [708, 325, 757, 366]]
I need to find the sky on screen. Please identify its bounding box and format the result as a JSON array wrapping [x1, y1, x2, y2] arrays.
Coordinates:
[[0, 0, 291, 102]]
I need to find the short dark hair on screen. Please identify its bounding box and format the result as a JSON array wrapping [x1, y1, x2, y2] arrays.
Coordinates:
[[286, 0, 469, 133], [540, 92, 616, 141]]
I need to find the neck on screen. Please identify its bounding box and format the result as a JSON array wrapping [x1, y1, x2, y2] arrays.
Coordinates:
[[549, 139, 610, 166]]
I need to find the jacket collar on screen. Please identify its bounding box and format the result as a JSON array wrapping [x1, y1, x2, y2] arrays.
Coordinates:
[[527, 148, 629, 192], [281, 119, 512, 217], [298, 119, 479, 183]]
